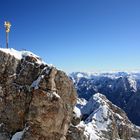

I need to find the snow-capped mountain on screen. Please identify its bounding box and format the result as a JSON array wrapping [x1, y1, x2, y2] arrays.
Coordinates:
[[67, 93, 140, 140], [70, 72, 140, 126]]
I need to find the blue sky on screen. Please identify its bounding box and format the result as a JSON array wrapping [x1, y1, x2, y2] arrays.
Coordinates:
[[0, 0, 140, 72]]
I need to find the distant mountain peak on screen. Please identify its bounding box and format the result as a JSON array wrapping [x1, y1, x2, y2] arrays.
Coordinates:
[[67, 93, 140, 140]]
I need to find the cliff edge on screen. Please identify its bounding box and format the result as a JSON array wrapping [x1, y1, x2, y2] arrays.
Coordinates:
[[0, 48, 77, 140]]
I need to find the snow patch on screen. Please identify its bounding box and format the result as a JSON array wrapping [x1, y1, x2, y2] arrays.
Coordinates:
[[77, 73, 84, 78], [0, 48, 22, 59], [0, 48, 44, 64], [76, 93, 115, 139], [11, 127, 29, 140], [52, 91, 60, 99], [79, 121, 100, 140], [31, 75, 44, 89], [11, 131, 24, 140], [128, 76, 137, 91], [74, 106, 81, 118]]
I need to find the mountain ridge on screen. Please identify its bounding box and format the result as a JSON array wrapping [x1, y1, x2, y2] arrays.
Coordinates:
[[70, 71, 140, 126], [67, 93, 140, 140]]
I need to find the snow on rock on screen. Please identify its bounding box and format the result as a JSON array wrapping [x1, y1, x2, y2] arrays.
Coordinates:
[[31, 75, 45, 90], [127, 76, 137, 92], [0, 48, 23, 59], [11, 131, 23, 140], [52, 91, 60, 99], [74, 106, 81, 118], [77, 73, 84, 78], [77, 93, 112, 139], [0, 48, 44, 64], [68, 93, 140, 140], [74, 98, 87, 118], [11, 127, 29, 140], [79, 121, 100, 140]]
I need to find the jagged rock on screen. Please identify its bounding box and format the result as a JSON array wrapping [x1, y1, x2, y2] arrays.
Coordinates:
[[0, 48, 77, 140], [66, 124, 87, 140], [67, 93, 140, 140]]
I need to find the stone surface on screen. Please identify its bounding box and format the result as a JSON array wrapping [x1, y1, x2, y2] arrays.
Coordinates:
[[0, 49, 77, 140]]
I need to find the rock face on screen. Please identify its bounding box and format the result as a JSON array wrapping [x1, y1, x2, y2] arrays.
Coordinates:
[[0, 48, 76, 140], [70, 72, 140, 126], [67, 93, 140, 140]]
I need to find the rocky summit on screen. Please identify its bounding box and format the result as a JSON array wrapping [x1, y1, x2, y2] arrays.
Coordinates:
[[0, 48, 77, 140]]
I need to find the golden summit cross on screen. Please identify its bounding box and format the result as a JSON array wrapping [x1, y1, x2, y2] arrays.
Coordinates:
[[4, 21, 11, 48]]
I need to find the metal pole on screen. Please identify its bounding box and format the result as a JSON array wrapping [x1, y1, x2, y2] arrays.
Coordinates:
[[6, 32, 8, 48]]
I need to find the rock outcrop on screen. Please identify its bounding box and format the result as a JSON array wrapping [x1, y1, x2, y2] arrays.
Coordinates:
[[67, 93, 140, 140], [0, 48, 77, 140]]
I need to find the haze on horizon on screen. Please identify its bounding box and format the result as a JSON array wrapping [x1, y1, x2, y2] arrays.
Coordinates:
[[0, 0, 140, 73]]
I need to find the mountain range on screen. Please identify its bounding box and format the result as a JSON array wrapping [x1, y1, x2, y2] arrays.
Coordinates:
[[0, 48, 140, 140], [70, 72, 140, 126]]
